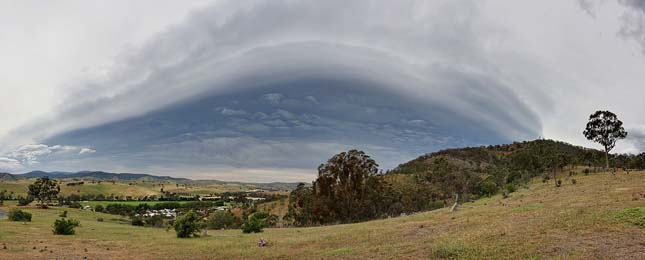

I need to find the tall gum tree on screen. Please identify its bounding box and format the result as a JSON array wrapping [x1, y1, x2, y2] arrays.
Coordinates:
[[583, 110, 628, 173]]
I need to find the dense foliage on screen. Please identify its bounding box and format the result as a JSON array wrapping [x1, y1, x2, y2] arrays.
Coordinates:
[[17, 196, 34, 206], [583, 110, 628, 169], [241, 212, 271, 233], [8, 209, 32, 222], [52, 218, 80, 235], [28, 177, 60, 208], [173, 210, 205, 238], [98, 201, 224, 216], [206, 211, 241, 229], [286, 150, 399, 226], [287, 140, 645, 226]]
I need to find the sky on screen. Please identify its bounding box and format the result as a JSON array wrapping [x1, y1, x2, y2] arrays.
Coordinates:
[[2, 0, 645, 182]]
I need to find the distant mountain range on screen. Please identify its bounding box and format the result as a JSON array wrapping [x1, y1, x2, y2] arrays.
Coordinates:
[[14, 170, 190, 181], [0, 172, 20, 181]]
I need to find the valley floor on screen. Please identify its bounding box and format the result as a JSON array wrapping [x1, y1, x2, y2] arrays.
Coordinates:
[[1, 171, 644, 259]]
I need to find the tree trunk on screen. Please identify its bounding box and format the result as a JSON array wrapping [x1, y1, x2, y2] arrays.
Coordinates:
[[450, 193, 459, 212], [604, 147, 610, 174]]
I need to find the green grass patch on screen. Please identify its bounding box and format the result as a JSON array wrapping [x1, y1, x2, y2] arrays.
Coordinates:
[[431, 242, 470, 259], [323, 247, 353, 256], [616, 207, 645, 228], [512, 203, 543, 212]]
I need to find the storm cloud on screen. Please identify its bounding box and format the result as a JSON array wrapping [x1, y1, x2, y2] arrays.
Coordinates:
[[2, 0, 645, 180]]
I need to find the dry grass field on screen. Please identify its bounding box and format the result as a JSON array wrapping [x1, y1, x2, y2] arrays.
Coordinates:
[[1, 171, 644, 259]]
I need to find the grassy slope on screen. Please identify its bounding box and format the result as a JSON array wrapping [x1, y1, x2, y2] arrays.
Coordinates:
[[1, 171, 644, 260]]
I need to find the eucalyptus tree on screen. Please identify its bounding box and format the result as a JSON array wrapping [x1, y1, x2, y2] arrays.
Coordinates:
[[583, 110, 628, 172]]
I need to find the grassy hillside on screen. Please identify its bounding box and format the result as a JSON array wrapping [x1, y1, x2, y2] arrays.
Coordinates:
[[1, 171, 644, 259]]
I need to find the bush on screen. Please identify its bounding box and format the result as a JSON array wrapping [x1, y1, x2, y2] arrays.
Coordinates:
[[242, 212, 270, 233], [94, 205, 104, 212], [17, 196, 34, 206], [173, 210, 204, 238], [242, 218, 265, 233], [52, 218, 80, 235], [206, 211, 241, 229], [477, 180, 498, 197], [583, 169, 591, 175], [97, 217, 104, 222], [68, 202, 82, 209], [146, 215, 166, 228], [571, 178, 577, 185], [506, 183, 517, 193], [131, 216, 145, 226], [8, 209, 32, 222], [59, 210, 68, 217], [555, 179, 562, 187]]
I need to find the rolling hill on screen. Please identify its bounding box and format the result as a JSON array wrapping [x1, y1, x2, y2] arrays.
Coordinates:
[[18, 171, 190, 181], [1, 170, 643, 259], [0, 172, 20, 181]]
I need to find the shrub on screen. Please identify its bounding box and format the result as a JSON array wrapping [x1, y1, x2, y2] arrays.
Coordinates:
[[242, 218, 265, 233], [206, 211, 241, 229], [173, 210, 204, 238], [571, 178, 577, 185], [140, 215, 165, 228], [131, 216, 145, 226], [97, 217, 104, 222], [555, 179, 562, 187], [506, 183, 517, 193], [59, 210, 68, 217], [8, 209, 32, 222], [583, 169, 591, 175], [17, 196, 34, 206], [52, 218, 80, 235], [94, 205, 104, 212], [478, 180, 498, 197], [68, 202, 82, 209]]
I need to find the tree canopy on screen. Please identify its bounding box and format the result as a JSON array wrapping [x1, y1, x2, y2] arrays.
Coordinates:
[[583, 110, 627, 170], [28, 177, 60, 208]]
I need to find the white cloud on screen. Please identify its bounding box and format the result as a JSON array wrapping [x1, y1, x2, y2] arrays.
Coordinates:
[[79, 148, 97, 155], [3, 144, 96, 168], [216, 107, 248, 116], [261, 93, 285, 105], [0, 157, 22, 171]]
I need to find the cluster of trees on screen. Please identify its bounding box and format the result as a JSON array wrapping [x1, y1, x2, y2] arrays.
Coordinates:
[[283, 111, 640, 226], [285, 150, 402, 226], [97, 201, 225, 216]]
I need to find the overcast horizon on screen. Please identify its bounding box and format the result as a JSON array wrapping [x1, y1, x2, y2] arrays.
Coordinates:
[[2, 0, 645, 182]]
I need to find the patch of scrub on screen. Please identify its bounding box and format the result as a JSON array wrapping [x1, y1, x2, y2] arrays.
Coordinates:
[[431, 242, 470, 259], [616, 207, 645, 228], [512, 203, 544, 212], [323, 247, 353, 256]]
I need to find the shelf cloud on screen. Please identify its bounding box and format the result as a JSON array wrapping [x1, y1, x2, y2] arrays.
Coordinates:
[[2, 0, 645, 180]]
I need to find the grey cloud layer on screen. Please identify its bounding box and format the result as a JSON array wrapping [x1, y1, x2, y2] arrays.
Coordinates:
[[1, 0, 551, 179], [4, 0, 542, 146]]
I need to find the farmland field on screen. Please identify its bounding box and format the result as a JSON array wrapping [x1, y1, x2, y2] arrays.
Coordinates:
[[0, 179, 283, 199]]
